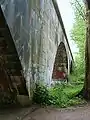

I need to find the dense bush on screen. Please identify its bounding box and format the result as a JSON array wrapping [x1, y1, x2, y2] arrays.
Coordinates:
[[33, 83, 86, 107], [49, 84, 67, 107], [33, 83, 53, 105]]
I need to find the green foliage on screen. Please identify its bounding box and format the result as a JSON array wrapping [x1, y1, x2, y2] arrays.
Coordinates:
[[49, 84, 85, 107], [70, 0, 86, 83], [70, 0, 85, 21], [70, 54, 85, 83], [33, 83, 86, 107], [49, 84, 69, 107], [67, 97, 85, 106], [70, 0, 85, 52], [33, 83, 52, 105], [63, 84, 83, 98]]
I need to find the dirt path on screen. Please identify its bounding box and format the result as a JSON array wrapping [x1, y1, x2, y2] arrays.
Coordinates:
[[0, 104, 90, 120]]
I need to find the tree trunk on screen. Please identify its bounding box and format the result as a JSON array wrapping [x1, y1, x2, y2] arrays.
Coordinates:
[[83, 3, 90, 99]]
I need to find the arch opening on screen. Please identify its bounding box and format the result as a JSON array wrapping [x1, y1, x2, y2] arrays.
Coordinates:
[[52, 42, 68, 82]]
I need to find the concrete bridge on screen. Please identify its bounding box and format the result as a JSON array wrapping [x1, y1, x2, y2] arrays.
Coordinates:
[[0, 0, 73, 98]]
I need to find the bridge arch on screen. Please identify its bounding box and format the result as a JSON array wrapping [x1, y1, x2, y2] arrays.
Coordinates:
[[52, 42, 68, 80]]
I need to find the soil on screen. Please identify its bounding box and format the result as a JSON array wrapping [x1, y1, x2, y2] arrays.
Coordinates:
[[0, 104, 90, 120]]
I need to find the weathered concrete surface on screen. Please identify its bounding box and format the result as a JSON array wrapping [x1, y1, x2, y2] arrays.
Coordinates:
[[0, 8, 28, 95], [0, 0, 73, 97], [0, 104, 90, 120]]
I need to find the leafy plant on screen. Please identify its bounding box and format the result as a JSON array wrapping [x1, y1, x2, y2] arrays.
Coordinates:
[[33, 83, 86, 107], [33, 83, 52, 105], [49, 84, 68, 107]]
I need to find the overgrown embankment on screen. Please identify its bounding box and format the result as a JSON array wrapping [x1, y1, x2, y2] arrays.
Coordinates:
[[33, 83, 86, 108]]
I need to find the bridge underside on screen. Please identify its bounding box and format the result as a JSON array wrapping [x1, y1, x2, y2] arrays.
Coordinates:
[[0, 0, 73, 101], [0, 7, 28, 95]]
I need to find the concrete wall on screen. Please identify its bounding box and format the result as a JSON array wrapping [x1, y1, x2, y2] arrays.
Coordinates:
[[0, 0, 73, 97]]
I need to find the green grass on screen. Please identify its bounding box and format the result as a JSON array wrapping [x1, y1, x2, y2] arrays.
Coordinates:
[[49, 84, 86, 107], [63, 84, 83, 98]]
